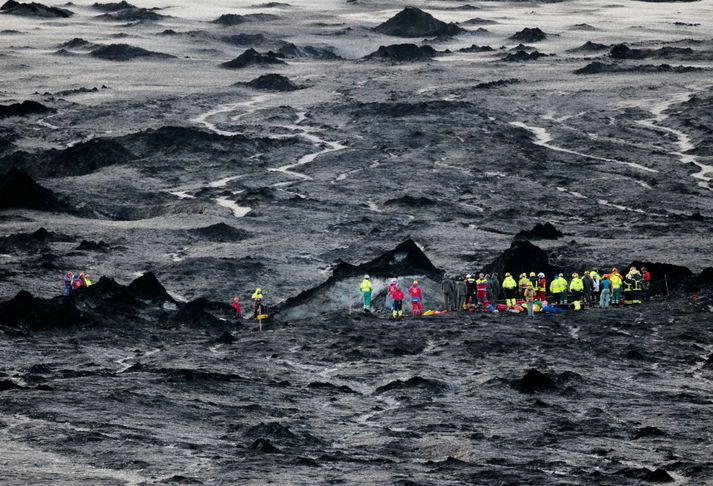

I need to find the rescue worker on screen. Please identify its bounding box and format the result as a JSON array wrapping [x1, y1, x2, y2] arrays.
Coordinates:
[[631, 271, 643, 304], [392, 286, 405, 318], [529, 272, 538, 291], [502, 272, 518, 308], [491, 273, 502, 303], [231, 296, 241, 317], [569, 273, 584, 311], [72, 272, 84, 291], [251, 288, 264, 318], [518, 273, 530, 298], [82, 273, 92, 287], [455, 275, 466, 311], [387, 279, 398, 309], [524, 282, 536, 319], [359, 275, 373, 311], [599, 274, 611, 308], [63, 272, 73, 298], [537, 272, 546, 302], [441, 275, 456, 311], [409, 280, 423, 316], [464, 274, 477, 310], [641, 267, 651, 301], [550, 274, 563, 305], [476, 273, 488, 305], [582, 271, 593, 307], [559, 273, 569, 304], [485, 273, 496, 304], [610, 269, 623, 306], [591, 269, 601, 303]]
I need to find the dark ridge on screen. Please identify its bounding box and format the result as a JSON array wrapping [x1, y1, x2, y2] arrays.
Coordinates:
[[364, 43, 437, 62], [192, 222, 252, 242], [75, 240, 110, 251], [1, 138, 136, 178], [212, 13, 279, 26], [458, 44, 494, 52], [384, 194, 436, 207], [631, 426, 667, 439], [374, 376, 449, 394], [57, 37, 96, 49], [242, 73, 300, 92], [690, 267, 713, 291], [373, 7, 464, 38], [307, 382, 357, 394], [609, 43, 706, 60], [217, 331, 235, 344], [0, 291, 87, 330], [0, 379, 23, 391], [51, 86, 105, 97], [567, 40, 609, 52], [514, 222, 563, 241], [0, 227, 68, 251], [503, 50, 549, 62], [159, 28, 177, 35], [570, 23, 597, 30], [0, 0, 73, 17], [127, 272, 173, 301], [220, 33, 273, 47], [474, 78, 519, 89], [169, 298, 226, 327], [0, 100, 54, 119], [248, 438, 281, 454], [0, 169, 66, 211], [509, 43, 537, 52], [482, 240, 565, 279], [91, 1, 136, 11], [96, 7, 166, 22], [250, 2, 290, 7], [0, 29, 23, 34], [461, 17, 497, 25], [220, 48, 286, 69], [510, 369, 557, 393], [274, 43, 341, 60], [616, 467, 675, 482], [574, 62, 702, 74], [243, 421, 322, 446], [509, 27, 547, 43], [351, 100, 470, 118], [90, 44, 175, 61]]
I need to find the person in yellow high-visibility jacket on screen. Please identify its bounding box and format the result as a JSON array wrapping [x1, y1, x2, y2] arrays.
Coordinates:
[[610, 271, 623, 306], [569, 274, 584, 311], [251, 288, 264, 318], [359, 275, 373, 311], [550, 275, 563, 305], [502, 273, 518, 307]]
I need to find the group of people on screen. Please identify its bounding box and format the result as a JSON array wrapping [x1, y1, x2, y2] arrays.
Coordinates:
[[359, 267, 652, 319], [63, 271, 93, 298], [231, 288, 266, 319]]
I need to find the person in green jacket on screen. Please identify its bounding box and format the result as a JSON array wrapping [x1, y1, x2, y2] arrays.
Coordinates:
[[359, 275, 373, 311], [570, 273, 584, 311]]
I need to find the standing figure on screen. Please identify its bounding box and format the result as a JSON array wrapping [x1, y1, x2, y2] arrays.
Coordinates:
[[387, 279, 398, 309], [570, 273, 584, 311], [502, 273, 518, 308], [641, 267, 651, 301], [559, 274, 569, 304], [64, 272, 73, 298], [455, 276, 466, 311], [251, 288, 264, 318], [518, 273, 530, 298], [524, 282, 536, 320], [392, 286, 405, 318], [464, 274, 477, 310], [72, 273, 84, 292], [610, 270, 623, 306], [537, 272, 546, 302], [476, 273, 488, 305], [599, 275, 611, 308], [550, 275, 562, 305], [359, 275, 373, 312], [231, 296, 242, 318], [491, 273, 502, 304], [409, 280, 423, 317], [582, 271, 593, 307], [441, 275, 456, 311]]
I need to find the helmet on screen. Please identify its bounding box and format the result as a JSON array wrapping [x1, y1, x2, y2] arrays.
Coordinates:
[[538, 272, 544, 278], [364, 275, 370, 279], [529, 272, 536, 277], [572, 273, 578, 278], [466, 274, 472, 278], [479, 273, 484, 278], [505, 272, 511, 277], [256, 288, 261, 292], [558, 273, 563, 277], [412, 280, 418, 285], [391, 279, 397, 284], [612, 267, 618, 273], [584, 271, 590, 275]]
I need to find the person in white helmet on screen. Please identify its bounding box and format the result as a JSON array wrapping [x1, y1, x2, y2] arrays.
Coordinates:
[[359, 275, 373, 311]]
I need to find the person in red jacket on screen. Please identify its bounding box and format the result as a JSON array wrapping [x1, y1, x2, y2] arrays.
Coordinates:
[[231, 296, 241, 318], [641, 267, 651, 301], [409, 280, 423, 316], [476, 273, 488, 305], [392, 287, 405, 318], [537, 272, 547, 302]]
